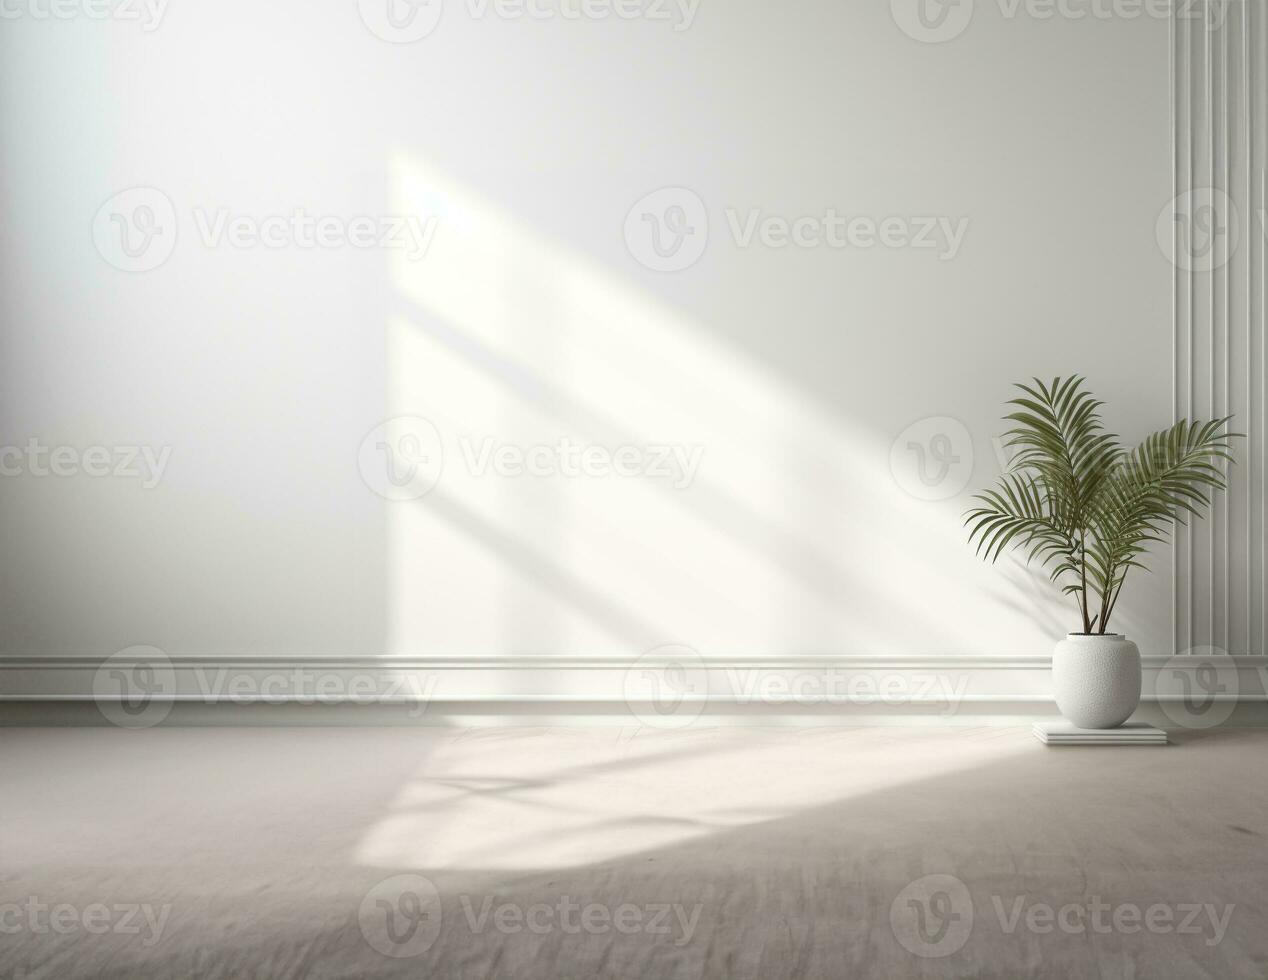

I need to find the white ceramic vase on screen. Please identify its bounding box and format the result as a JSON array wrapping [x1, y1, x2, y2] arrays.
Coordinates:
[[1051, 633, 1141, 729]]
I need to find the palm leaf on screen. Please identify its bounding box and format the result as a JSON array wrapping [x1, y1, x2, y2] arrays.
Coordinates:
[[965, 376, 1239, 634]]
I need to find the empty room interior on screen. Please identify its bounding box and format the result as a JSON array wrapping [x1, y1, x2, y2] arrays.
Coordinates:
[[4, 0, 1268, 977]]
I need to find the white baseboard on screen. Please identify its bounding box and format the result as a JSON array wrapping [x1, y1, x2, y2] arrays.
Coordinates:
[[3, 655, 1267, 727]]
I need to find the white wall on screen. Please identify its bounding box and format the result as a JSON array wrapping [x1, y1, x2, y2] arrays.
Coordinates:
[[0, 0, 1183, 664]]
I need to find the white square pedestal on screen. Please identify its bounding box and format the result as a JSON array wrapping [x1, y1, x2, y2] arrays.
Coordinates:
[[1033, 721, 1167, 746]]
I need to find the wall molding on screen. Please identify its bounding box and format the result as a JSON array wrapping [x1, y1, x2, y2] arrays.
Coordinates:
[[1172, 0, 1268, 655], [0, 654, 1062, 671], [4, 655, 1267, 727]]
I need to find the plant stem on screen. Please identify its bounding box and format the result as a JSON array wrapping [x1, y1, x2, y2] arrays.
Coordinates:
[[1077, 533, 1091, 634], [1096, 561, 1116, 635], [1101, 576, 1127, 634]]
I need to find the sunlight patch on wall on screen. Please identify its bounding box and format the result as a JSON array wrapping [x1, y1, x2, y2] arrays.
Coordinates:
[[384, 150, 1065, 660]]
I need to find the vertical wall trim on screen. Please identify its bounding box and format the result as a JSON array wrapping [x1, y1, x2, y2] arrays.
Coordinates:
[[1245, 0, 1253, 653], [1174, 0, 1267, 655], [1172, 3, 1179, 655], [1217, 3, 1227, 654], [1206, 0, 1213, 652]]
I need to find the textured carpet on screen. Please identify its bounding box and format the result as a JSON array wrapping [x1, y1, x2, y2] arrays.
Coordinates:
[[2, 726, 1267, 979]]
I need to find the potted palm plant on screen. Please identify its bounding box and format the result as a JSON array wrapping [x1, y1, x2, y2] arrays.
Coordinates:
[[966, 377, 1237, 729]]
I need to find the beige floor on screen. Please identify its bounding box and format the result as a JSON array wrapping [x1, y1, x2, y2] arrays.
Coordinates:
[[2, 726, 1267, 979]]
